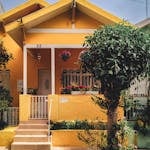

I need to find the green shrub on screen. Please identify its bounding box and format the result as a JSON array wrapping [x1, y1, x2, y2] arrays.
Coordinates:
[[50, 120, 107, 130]]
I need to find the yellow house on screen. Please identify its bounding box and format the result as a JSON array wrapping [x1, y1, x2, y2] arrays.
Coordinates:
[[0, 0, 122, 106], [0, 0, 126, 149]]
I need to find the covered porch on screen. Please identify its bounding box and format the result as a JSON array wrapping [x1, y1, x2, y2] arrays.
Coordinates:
[[22, 44, 89, 95]]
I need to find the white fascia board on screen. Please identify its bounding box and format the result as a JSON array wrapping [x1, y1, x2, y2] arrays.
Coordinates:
[[27, 28, 96, 34]]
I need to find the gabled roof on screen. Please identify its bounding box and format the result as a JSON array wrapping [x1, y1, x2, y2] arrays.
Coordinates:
[[0, 0, 49, 25], [135, 18, 150, 28], [1, 0, 122, 47]]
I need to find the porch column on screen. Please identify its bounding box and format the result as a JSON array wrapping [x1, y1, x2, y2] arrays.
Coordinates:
[[51, 47, 55, 94], [23, 46, 27, 94]]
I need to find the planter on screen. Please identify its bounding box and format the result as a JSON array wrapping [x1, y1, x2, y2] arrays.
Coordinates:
[[71, 91, 86, 95], [86, 91, 99, 94], [71, 91, 99, 95]]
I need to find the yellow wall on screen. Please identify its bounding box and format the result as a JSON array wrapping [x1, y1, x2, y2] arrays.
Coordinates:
[[19, 94, 123, 122], [35, 10, 102, 29], [0, 127, 16, 147], [26, 33, 91, 44], [55, 48, 83, 94], [51, 130, 107, 147], [27, 48, 51, 89], [48, 95, 123, 122], [19, 94, 31, 121], [2, 34, 23, 106]]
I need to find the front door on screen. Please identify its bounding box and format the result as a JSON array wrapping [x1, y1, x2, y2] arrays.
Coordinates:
[[38, 69, 51, 95]]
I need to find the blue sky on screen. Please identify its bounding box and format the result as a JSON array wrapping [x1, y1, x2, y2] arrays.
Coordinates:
[[0, 0, 150, 24]]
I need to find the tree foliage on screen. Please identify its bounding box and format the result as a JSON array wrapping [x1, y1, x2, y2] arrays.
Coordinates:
[[0, 40, 13, 129], [0, 41, 12, 69], [80, 22, 150, 149], [81, 23, 150, 101]]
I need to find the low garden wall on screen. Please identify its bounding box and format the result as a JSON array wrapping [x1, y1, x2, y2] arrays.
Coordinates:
[[51, 129, 107, 148], [0, 127, 16, 148]]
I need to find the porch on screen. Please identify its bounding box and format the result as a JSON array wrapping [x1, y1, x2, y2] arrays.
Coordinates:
[[11, 94, 121, 150]]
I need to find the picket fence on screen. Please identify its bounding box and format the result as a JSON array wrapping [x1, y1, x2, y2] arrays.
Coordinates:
[[0, 107, 19, 126]]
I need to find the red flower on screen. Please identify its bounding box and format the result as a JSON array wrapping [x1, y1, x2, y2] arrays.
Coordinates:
[[60, 50, 71, 61]]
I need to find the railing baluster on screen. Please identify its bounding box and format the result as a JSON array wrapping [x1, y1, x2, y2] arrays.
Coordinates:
[[30, 95, 48, 119], [62, 69, 98, 90]]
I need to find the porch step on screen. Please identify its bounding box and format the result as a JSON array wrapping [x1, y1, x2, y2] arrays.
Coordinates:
[[14, 135, 49, 142], [16, 129, 48, 135], [52, 147, 88, 150], [20, 119, 48, 124], [18, 124, 48, 129], [11, 142, 51, 150], [11, 119, 51, 150]]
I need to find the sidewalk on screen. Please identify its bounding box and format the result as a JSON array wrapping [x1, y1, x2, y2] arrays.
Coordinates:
[[0, 147, 8, 150]]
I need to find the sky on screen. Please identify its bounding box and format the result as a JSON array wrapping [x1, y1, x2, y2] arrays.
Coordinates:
[[0, 0, 150, 24]]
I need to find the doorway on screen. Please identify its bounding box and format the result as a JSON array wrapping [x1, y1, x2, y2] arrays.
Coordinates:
[[38, 69, 51, 95]]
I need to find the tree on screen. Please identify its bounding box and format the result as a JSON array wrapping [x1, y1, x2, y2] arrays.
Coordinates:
[[80, 22, 150, 149], [0, 41, 12, 68], [0, 40, 12, 129]]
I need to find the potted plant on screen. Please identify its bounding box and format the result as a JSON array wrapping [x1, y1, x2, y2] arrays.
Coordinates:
[[61, 83, 99, 95], [60, 50, 71, 61]]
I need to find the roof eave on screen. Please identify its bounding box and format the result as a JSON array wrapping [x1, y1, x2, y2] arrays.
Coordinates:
[[0, 0, 50, 21], [76, 0, 122, 24]]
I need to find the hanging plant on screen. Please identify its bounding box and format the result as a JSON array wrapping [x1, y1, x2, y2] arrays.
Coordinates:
[[0, 41, 13, 69], [60, 50, 71, 61]]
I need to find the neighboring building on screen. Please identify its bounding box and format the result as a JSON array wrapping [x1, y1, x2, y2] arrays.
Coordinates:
[[129, 18, 150, 99], [135, 18, 150, 28], [0, 0, 122, 106], [126, 19, 150, 121], [0, 1, 4, 14]]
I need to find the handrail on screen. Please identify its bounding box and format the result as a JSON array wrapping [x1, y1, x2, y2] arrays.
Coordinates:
[[48, 98, 52, 142]]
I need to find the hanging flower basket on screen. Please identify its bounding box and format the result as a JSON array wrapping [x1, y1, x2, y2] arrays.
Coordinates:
[[60, 50, 71, 61]]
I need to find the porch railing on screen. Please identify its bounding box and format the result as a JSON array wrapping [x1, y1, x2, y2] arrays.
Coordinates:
[[30, 95, 48, 119], [0, 107, 19, 126], [62, 69, 98, 88]]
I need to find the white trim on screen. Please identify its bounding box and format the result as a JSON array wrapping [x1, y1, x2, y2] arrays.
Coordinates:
[[23, 46, 27, 94], [51, 47, 55, 95], [25, 44, 83, 49], [27, 28, 96, 34]]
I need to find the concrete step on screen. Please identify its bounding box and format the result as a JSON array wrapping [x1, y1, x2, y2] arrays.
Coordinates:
[[16, 129, 48, 135], [11, 142, 51, 150], [18, 124, 48, 129], [11, 119, 50, 150], [51, 147, 87, 150], [20, 119, 48, 124], [14, 135, 49, 142]]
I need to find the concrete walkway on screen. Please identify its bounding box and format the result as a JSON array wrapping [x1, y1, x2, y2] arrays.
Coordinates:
[[0, 147, 9, 150]]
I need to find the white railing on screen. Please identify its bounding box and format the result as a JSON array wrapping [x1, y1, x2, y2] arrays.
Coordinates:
[[30, 95, 48, 119], [62, 69, 97, 88], [0, 107, 19, 126]]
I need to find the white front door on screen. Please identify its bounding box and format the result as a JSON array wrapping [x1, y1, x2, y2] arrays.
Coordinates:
[[38, 69, 51, 95]]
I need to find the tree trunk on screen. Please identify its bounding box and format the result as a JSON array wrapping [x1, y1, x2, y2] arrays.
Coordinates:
[[107, 107, 119, 150]]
